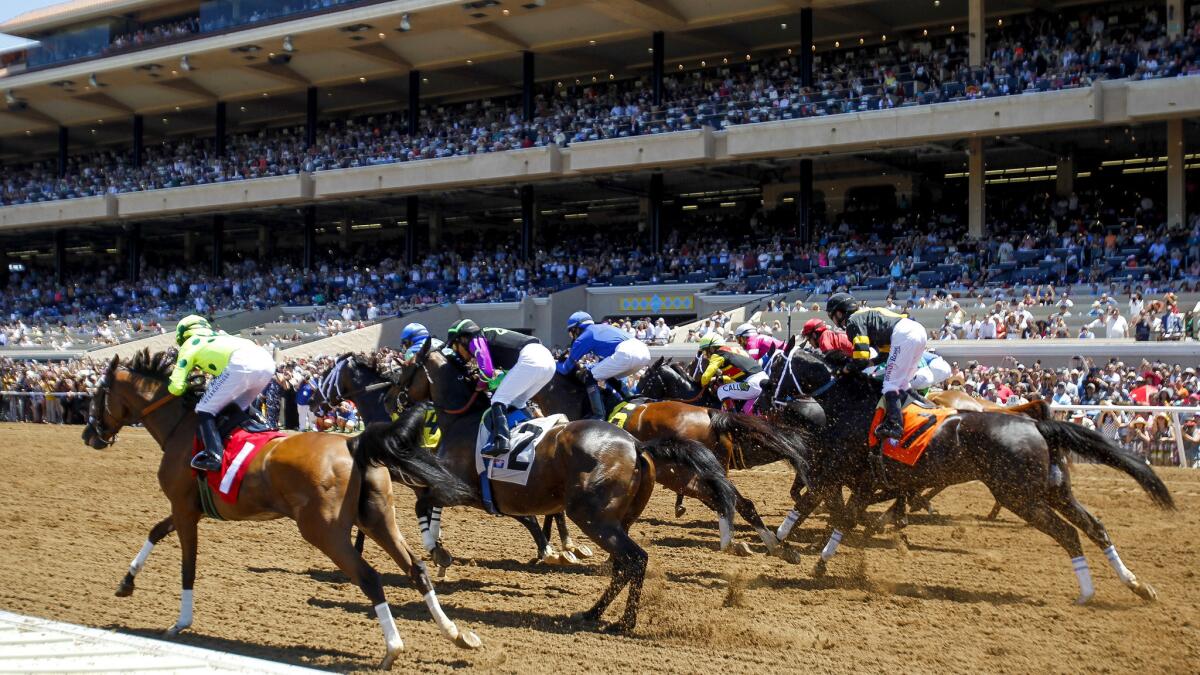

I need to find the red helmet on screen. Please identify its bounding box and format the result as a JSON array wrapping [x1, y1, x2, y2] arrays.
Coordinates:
[[801, 319, 827, 336]]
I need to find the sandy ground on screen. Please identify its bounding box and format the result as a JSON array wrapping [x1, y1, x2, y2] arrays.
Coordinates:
[[0, 422, 1197, 673]]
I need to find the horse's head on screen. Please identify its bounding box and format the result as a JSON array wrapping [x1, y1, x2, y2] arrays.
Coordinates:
[[391, 340, 435, 409], [637, 356, 698, 401], [82, 350, 178, 449], [762, 338, 834, 404], [397, 339, 477, 413]]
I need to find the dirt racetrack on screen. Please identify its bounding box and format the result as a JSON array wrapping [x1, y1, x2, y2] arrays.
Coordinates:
[[1, 423, 1197, 673]]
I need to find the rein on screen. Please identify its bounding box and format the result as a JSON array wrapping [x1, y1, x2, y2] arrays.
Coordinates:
[[442, 389, 482, 416]]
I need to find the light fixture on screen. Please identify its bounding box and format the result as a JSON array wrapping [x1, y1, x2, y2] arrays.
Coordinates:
[[502, 8, 510, 15], [950, 24, 956, 32], [466, 58, 473, 64], [282, 35, 294, 52], [858, 37, 864, 45], [399, 13, 411, 31], [998, 18, 1003, 26], [180, 55, 192, 71], [882, 34, 887, 41], [834, 40, 840, 48], [934, 0, 940, 6], [174, 106, 181, 111], [261, 92, 269, 97], [780, 22, 787, 30], [88, 73, 99, 88], [922, 28, 928, 36], [700, 60, 706, 67], [422, 76, 428, 83], [359, 76, 367, 83], [588, 40, 596, 46], [378, 32, 386, 39]]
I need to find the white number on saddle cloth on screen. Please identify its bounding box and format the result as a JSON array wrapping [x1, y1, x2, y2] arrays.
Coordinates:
[[219, 441, 258, 496], [475, 415, 568, 487]]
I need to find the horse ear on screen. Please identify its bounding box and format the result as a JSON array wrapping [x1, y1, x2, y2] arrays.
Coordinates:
[[653, 356, 664, 368], [108, 354, 120, 374], [418, 337, 432, 361], [785, 335, 796, 353]]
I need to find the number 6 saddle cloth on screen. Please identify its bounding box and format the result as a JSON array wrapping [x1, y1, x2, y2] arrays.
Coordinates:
[[475, 413, 569, 486], [868, 401, 960, 467]]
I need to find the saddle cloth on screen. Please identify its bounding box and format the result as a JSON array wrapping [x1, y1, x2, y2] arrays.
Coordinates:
[[606, 400, 646, 429], [475, 414, 568, 486], [192, 428, 286, 503], [869, 401, 959, 467]]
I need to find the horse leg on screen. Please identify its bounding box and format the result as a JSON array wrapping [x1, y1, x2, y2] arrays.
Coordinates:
[[991, 493, 1093, 605], [674, 491, 687, 517], [354, 529, 366, 553], [357, 489, 481, 651], [415, 494, 452, 571], [568, 520, 646, 634], [813, 489, 870, 578], [985, 500, 1004, 520], [514, 515, 573, 565], [776, 484, 825, 543], [163, 509, 199, 638], [866, 496, 908, 536], [909, 486, 946, 514], [732, 488, 780, 554], [554, 512, 593, 559], [116, 515, 175, 597], [1047, 485, 1157, 602]]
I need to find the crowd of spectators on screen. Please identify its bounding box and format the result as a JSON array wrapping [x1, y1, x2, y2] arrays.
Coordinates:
[[4, 2, 1198, 206]]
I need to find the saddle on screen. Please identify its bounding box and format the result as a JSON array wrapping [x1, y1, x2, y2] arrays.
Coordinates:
[[214, 404, 274, 443], [869, 401, 960, 466]]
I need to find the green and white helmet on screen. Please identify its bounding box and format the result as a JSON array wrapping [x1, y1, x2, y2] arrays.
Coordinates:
[[696, 334, 725, 352], [175, 315, 213, 346]]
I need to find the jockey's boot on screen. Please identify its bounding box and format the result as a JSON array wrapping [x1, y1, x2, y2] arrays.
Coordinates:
[[741, 397, 758, 416], [190, 412, 224, 473], [481, 403, 511, 458], [876, 391, 904, 441], [585, 380, 607, 420], [242, 407, 272, 432]]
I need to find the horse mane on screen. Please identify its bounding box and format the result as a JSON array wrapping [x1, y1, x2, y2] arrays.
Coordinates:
[[126, 348, 178, 382]]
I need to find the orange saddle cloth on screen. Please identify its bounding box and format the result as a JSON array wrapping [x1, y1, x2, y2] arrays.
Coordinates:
[[869, 403, 959, 466]]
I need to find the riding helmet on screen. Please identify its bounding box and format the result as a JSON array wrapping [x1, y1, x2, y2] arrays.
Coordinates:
[[447, 318, 482, 341], [175, 315, 213, 346], [801, 318, 828, 336], [696, 334, 725, 352], [826, 292, 856, 317], [400, 322, 429, 345], [733, 322, 758, 338], [567, 311, 594, 330]]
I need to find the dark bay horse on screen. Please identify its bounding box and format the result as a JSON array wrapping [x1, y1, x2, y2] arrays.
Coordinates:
[[330, 353, 589, 567], [534, 368, 810, 556], [388, 340, 739, 632], [773, 360, 1174, 604], [80, 350, 481, 669]]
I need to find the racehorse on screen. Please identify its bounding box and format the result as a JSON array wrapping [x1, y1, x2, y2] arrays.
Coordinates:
[[328, 353, 588, 567], [387, 340, 740, 631], [766, 351, 1174, 604], [533, 368, 811, 555], [80, 350, 481, 669]]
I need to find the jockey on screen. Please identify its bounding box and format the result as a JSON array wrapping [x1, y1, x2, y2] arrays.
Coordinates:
[[399, 322, 443, 360], [695, 334, 769, 415], [558, 311, 651, 419], [446, 319, 555, 457], [733, 322, 784, 365], [826, 292, 927, 441], [800, 319, 853, 365], [169, 315, 277, 472]]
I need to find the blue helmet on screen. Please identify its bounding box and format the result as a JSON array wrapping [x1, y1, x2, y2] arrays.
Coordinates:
[[567, 312, 594, 330], [399, 322, 429, 346]]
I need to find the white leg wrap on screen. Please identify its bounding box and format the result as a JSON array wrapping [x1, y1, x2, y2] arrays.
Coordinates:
[[130, 540, 154, 576], [756, 528, 779, 551], [374, 602, 404, 651], [1104, 546, 1136, 584], [430, 507, 443, 541], [1072, 556, 1095, 601], [423, 591, 460, 640], [718, 516, 732, 551], [776, 509, 801, 541], [419, 515, 436, 553], [820, 530, 843, 561], [177, 589, 194, 629]]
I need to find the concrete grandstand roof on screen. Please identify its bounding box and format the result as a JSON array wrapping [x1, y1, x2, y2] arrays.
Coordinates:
[[2, 0, 164, 34]]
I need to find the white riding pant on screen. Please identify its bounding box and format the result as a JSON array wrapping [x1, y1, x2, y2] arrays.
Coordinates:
[[589, 339, 652, 382], [882, 318, 928, 394], [911, 354, 952, 390], [492, 343, 556, 409], [196, 347, 277, 416], [717, 371, 770, 401]]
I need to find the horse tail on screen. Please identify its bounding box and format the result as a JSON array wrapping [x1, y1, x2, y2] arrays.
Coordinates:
[[639, 438, 738, 525], [350, 403, 476, 507], [1035, 419, 1174, 510], [1007, 399, 1051, 420], [709, 410, 810, 487]]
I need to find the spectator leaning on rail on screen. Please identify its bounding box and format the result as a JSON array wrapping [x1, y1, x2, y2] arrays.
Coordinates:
[[558, 311, 652, 419], [826, 292, 928, 443], [169, 315, 277, 472]]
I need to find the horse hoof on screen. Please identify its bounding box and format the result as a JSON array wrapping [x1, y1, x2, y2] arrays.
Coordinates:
[[454, 629, 482, 649], [541, 552, 575, 567], [776, 545, 804, 565], [569, 610, 601, 627], [675, 505, 687, 518], [115, 578, 135, 598], [813, 559, 828, 578], [1074, 592, 1095, 606], [431, 546, 454, 569], [726, 542, 753, 557], [162, 623, 189, 638], [566, 543, 594, 559], [1130, 581, 1158, 602], [601, 621, 633, 635], [380, 644, 404, 670]]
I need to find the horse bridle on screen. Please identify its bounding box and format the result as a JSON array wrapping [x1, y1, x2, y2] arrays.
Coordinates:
[[86, 370, 179, 447]]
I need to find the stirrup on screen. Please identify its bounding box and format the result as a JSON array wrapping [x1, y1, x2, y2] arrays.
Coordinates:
[[191, 452, 221, 472]]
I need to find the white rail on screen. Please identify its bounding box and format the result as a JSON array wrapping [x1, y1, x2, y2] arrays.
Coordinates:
[[1048, 404, 1200, 468]]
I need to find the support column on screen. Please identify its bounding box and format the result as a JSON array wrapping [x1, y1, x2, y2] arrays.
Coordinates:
[[305, 86, 318, 149], [126, 223, 141, 282], [339, 216, 352, 252], [969, 0, 985, 68], [56, 126, 69, 178], [405, 196, 419, 266], [522, 52, 535, 123], [648, 174, 663, 254], [1168, 0, 1184, 40], [520, 185, 535, 261], [1056, 154, 1075, 198], [215, 101, 227, 157], [211, 215, 225, 276], [132, 115, 144, 168], [302, 206, 316, 271], [257, 224, 271, 259], [53, 229, 66, 284], [1167, 117, 1186, 228], [184, 231, 196, 265], [408, 70, 421, 137], [652, 31, 665, 106], [428, 207, 443, 250], [800, 8, 813, 89], [799, 159, 814, 244], [968, 137, 986, 238]]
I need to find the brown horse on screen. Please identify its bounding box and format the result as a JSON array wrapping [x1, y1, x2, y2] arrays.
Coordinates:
[[81, 350, 481, 669], [387, 340, 739, 632], [533, 369, 810, 557]]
